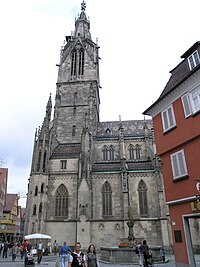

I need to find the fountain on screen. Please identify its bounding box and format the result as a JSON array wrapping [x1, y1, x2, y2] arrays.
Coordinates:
[[99, 206, 162, 263]]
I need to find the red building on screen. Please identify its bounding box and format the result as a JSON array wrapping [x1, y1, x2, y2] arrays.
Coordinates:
[[143, 42, 200, 266]]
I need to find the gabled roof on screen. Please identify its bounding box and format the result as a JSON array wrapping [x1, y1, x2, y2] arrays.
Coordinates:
[[143, 41, 200, 116], [4, 194, 18, 212]]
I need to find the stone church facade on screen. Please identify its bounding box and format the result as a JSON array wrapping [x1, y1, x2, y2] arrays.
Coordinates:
[[25, 2, 172, 250]]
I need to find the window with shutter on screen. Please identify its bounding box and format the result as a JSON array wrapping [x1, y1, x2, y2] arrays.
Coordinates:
[[170, 149, 188, 180], [182, 94, 192, 117], [161, 105, 176, 132], [182, 86, 200, 117]]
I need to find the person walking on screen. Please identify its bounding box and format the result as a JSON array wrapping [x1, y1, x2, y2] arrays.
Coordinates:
[[11, 242, 18, 261], [59, 241, 72, 267], [24, 240, 32, 266], [53, 240, 59, 255], [0, 241, 3, 257], [141, 240, 149, 267], [161, 247, 166, 262], [37, 240, 44, 264], [2, 241, 8, 258], [135, 241, 143, 266], [68, 242, 87, 267], [86, 244, 99, 267]]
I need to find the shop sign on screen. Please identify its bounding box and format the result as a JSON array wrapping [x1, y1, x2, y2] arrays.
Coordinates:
[[191, 201, 200, 212]]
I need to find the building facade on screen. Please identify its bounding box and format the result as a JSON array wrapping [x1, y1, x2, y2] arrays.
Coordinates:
[[144, 42, 200, 266], [0, 194, 20, 242], [25, 2, 171, 250]]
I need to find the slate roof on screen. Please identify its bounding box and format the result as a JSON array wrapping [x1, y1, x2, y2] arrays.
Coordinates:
[[4, 194, 17, 212], [96, 120, 153, 138], [51, 143, 81, 159], [143, 41, 200, 115], [92, 161, 154, 172]]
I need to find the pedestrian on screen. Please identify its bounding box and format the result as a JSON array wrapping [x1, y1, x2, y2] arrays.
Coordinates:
[[59, 241, 72, 267], [141, 239, 149, 267], [37, 240, 44, 264], [53, 240, 59, 255], [161, 247, 166, 262], [135, 241, 143, 266], [0, 241, 3, 257], [2, 241, 8, 258], [68, 242, 87, 267], [11, 242, 18, 261], [24, 240, 32, 266], [22, 239, 28, 260], [86, 244, 99, 267]]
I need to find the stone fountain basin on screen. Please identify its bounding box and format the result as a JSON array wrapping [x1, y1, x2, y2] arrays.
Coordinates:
[[100, 245, 162, 263]]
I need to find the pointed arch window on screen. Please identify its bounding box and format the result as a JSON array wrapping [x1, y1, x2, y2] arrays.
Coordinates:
[[39, 202, 43, 213], [71, 47, 84, 78], [35, 186, 38, 196], [138, 180, 148, 217], [78, 48, 84, 75], [102, 182, 112, 217], [37, 151, 41, 172], [33, 204, 37, 216], [109, 145, 114, 161], [71, 49, 77, 77], [102, 145, 115, 161], [102, 145, 108, 161], [135, 144, 141, 160], [129, 144, 134, 160], [42, 151, 47, 172], [55, 184, 68, 217], [41, 183, 44, 194]]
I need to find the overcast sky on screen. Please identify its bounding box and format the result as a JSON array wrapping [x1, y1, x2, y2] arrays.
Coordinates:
[[0, 0, 200, 207]]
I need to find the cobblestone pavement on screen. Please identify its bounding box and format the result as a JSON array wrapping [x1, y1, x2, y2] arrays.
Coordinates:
[[0, 254, 200, 267]]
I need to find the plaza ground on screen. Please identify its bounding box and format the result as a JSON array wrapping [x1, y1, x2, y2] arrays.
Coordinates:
[[0, 253, 200, 267]]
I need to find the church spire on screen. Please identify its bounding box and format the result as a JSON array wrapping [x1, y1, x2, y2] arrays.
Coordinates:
[[74, 1, 91, 39]]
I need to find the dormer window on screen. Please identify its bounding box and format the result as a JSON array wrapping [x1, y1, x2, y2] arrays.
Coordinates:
[[188, 50, 200, 70]]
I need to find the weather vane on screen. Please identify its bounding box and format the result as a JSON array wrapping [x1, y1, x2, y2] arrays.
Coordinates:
[[81, 0, 86, 12]]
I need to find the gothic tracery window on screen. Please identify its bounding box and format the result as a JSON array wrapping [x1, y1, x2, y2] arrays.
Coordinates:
[[102, 145, 114, 161], [71, 46, 84, 78], [102, 181, 112, 217], [138, 180, 148, 217], [55, 184, 68, 217]]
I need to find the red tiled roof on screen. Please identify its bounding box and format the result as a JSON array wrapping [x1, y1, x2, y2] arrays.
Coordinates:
[[4, 194, 18, 212]]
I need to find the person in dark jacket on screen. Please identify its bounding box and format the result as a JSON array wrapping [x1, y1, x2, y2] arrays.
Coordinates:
[[2, 241, 8, 258], [59, 241, 72, 267], [141, 240, 149, 267]]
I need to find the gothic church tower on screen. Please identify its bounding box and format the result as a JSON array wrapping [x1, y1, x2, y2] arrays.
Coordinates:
[[25, 1, 172, 250]]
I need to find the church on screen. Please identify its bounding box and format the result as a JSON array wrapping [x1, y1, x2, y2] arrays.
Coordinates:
[[25, 1, 172, 250]]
